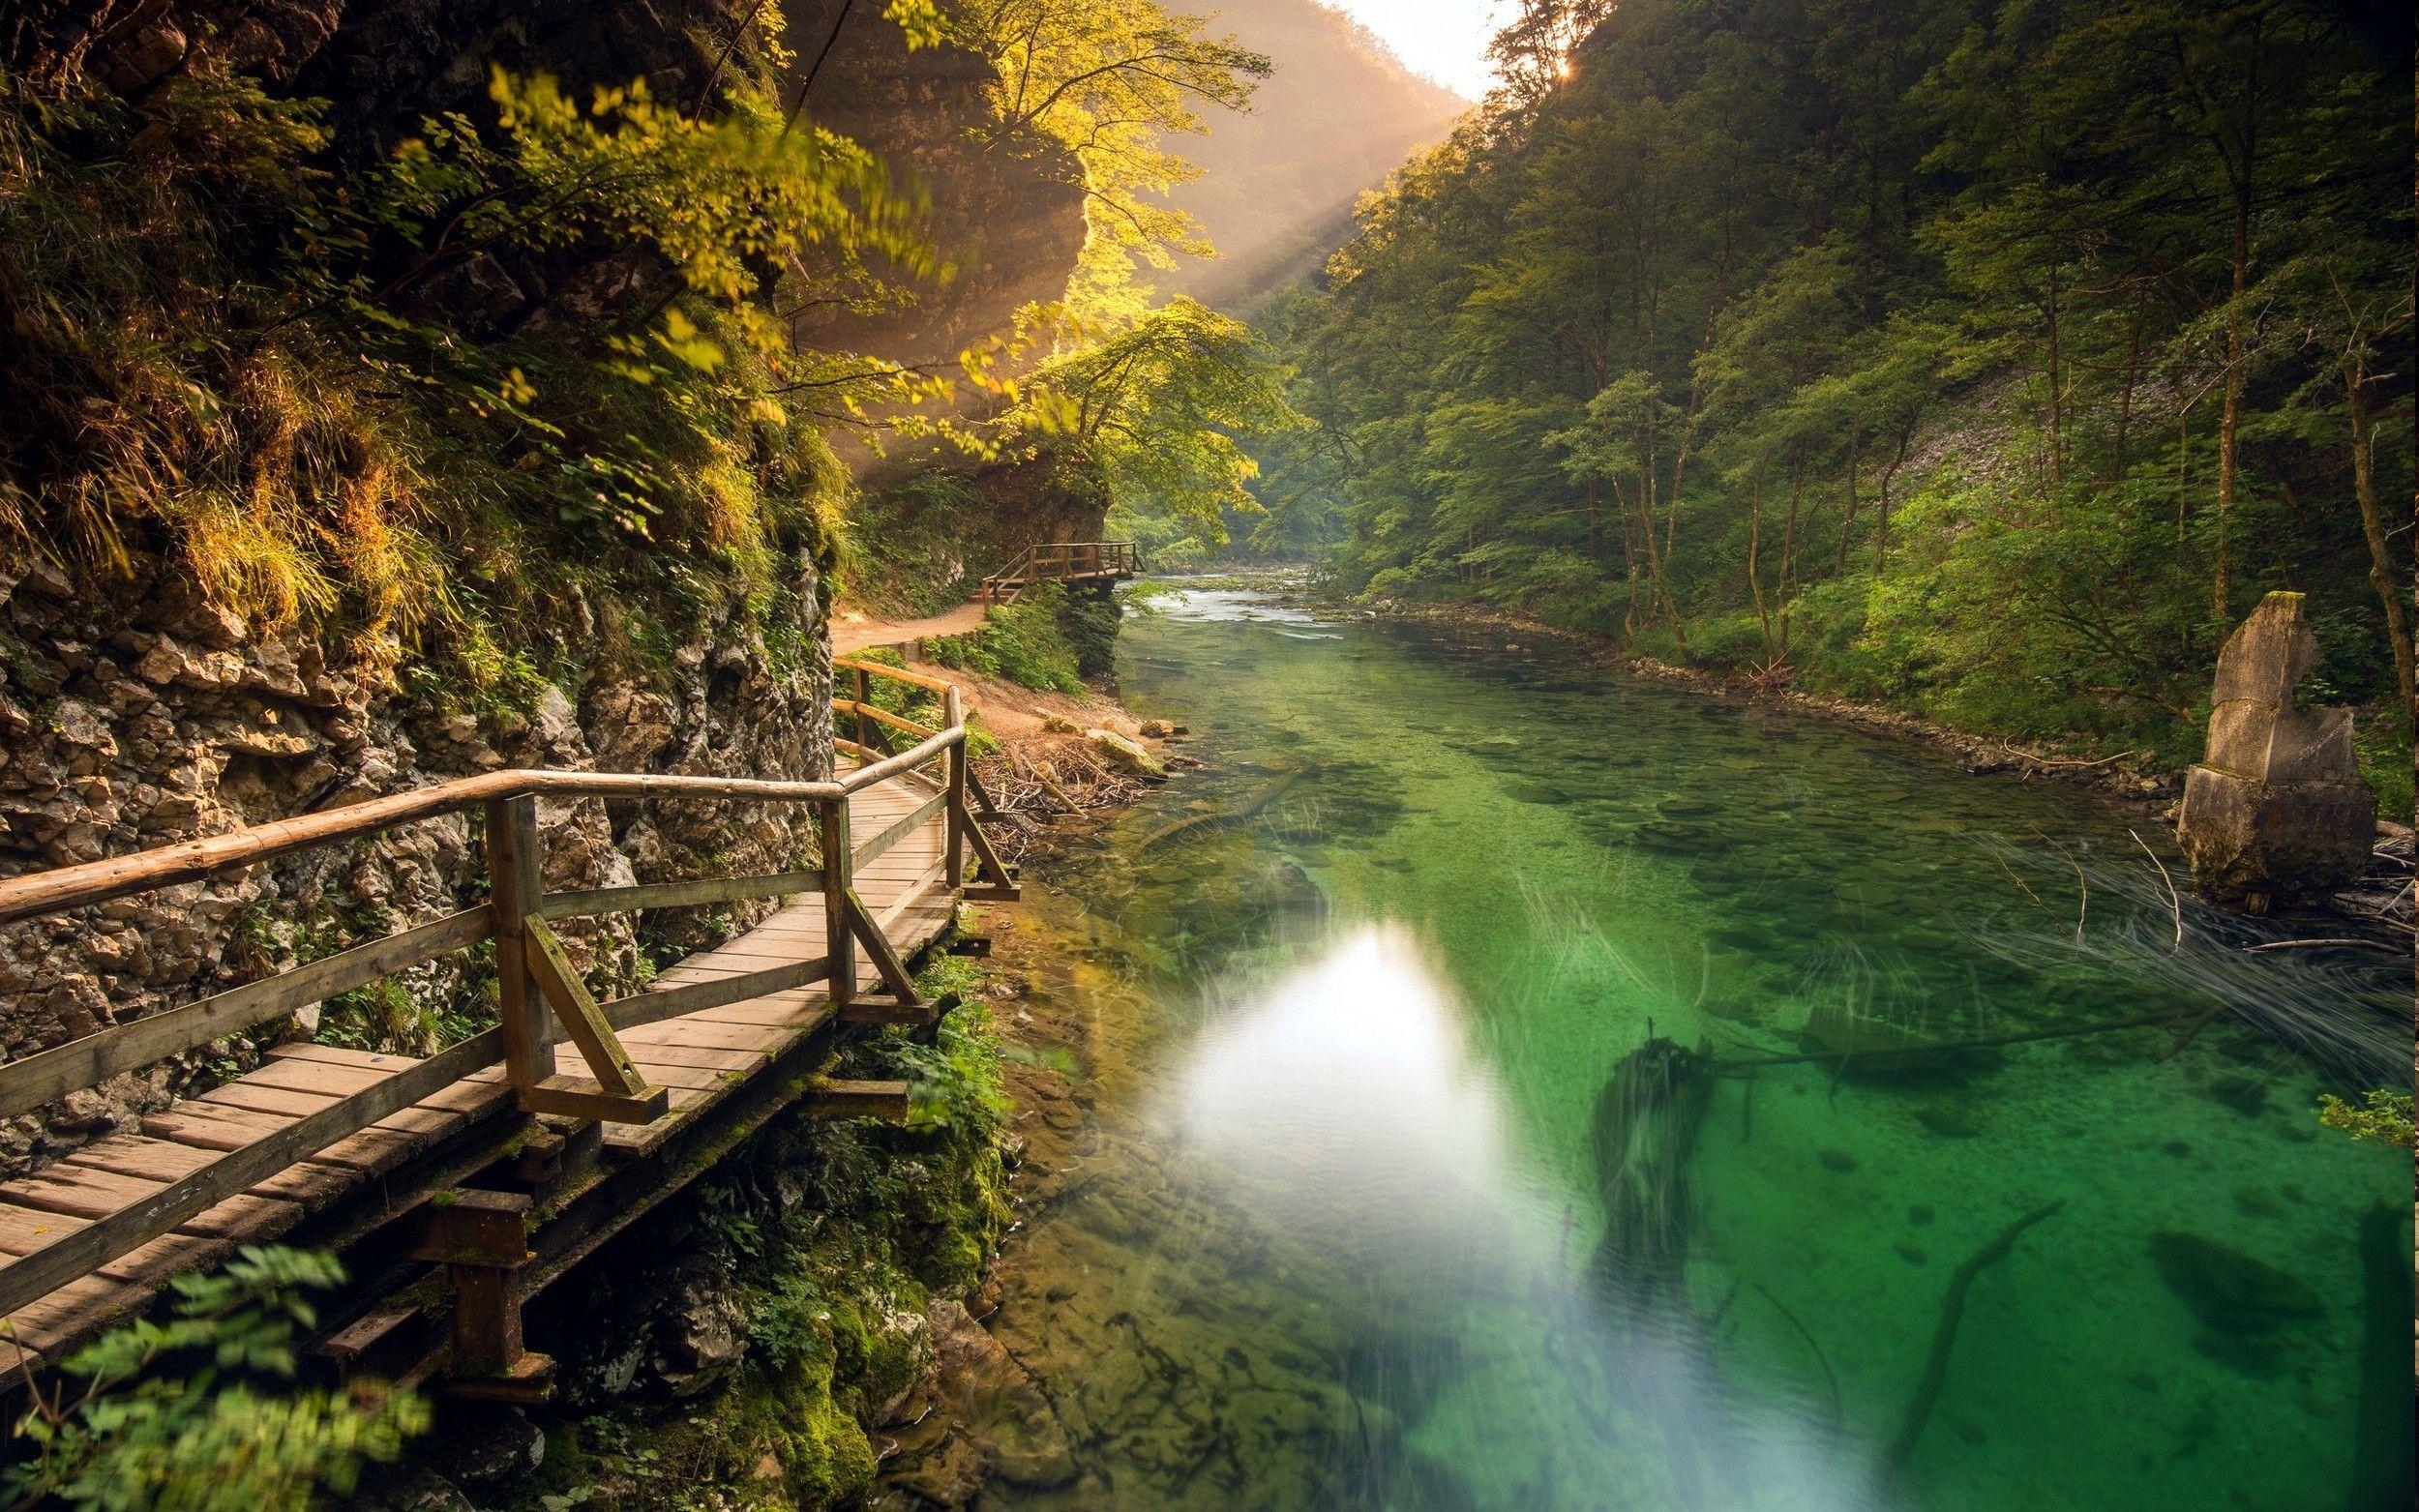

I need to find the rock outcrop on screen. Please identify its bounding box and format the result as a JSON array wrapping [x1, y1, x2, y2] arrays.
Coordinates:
[[2175, 591, 2376, 909], [0, 550, 831, 1173]]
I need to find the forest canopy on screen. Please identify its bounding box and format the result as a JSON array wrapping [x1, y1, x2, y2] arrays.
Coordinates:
[[1259, 0, 2413, 803]]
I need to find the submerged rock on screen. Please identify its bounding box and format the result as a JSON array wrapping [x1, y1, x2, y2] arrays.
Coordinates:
[[924, 1298, 1078, 1490], [2146, 1230, 2322, 1335]]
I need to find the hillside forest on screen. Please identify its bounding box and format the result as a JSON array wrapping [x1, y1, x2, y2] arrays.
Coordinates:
[[1245, 0, 2415, 812]]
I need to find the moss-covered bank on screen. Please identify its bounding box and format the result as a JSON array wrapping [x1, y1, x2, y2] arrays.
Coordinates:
[[384, 954, 1012, 1512]]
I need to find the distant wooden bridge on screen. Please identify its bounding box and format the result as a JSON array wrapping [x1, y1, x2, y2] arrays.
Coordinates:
[[977, 540, 1142, 608], [0, 659, 1015, 1397]]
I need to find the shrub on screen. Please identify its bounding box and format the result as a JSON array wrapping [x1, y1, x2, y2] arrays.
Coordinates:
[[6, 1248, 427, 1512]]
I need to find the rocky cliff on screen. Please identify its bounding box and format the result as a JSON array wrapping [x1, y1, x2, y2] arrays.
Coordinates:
[[0, 546, 832, 1168]]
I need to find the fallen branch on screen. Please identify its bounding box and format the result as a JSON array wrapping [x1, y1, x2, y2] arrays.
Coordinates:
[[1750, 1280, 1842, 1429], [1881, 1201, 2065, 1471], [1996, 746, 2141, 773], [2245, 937, 2397, 954], [2129, 828, 2184, 950]]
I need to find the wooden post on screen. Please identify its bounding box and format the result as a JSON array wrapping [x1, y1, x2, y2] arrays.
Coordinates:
[[852, 664, 872, 750], [411, 1188, 554, 1400], [943, 685, 967, 890], [485, 795, 556, 1089], [818, 796, 854, 1009]]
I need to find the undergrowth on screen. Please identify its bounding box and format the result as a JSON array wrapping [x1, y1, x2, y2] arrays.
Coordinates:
[[0, 56, 895, 695], [922, 583, 1086, 693]]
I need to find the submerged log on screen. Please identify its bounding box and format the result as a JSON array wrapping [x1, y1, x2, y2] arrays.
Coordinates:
[[1588, 1035, 1717, 1317]]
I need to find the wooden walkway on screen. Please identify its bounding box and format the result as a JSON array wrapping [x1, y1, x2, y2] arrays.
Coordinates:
[[0, 660, 1013, 1387]]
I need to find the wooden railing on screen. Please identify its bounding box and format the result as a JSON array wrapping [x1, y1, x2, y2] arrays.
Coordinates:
[[0, 661, 1012, 1319], [976, 541, 1142, 607]]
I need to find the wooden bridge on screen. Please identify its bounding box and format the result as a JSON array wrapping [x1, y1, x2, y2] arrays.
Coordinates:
[[0, 659, 1014, 1397], [976, 540, 1142, 608]]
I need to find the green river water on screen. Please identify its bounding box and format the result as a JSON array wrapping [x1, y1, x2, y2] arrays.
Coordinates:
[[960, 584, 2412, 1511]]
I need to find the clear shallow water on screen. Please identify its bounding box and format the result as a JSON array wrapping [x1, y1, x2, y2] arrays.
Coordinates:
[[973, 586, 2413, 1511]]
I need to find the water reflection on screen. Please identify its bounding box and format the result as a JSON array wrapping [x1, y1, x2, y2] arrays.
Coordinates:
[[1165, 922, 1867, 1509]]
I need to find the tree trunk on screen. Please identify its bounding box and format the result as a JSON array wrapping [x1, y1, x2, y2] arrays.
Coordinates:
[[1876, 429, 1911, 576], [2212, 32, 2261, 622], [1837, 429, 1862, 573], [2346, 361, 2416, 719], [1747, 468, 1776, 662]]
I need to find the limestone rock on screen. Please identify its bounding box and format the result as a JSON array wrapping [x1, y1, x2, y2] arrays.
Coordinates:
[[427, 1405, 546, 1488], [1086, 729, 1165, 780], [653, 1252, 747, 1398], [2176, 593, 2375, 907]]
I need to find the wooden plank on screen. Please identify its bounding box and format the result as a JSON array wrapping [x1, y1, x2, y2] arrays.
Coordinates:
[[200, 1081, 340, 1118], [243, 1056, 392, 1098], [617, 1043, 768, 1073], [688, 995, 822, 1026], [0, 1025, 505, 1319], [617, 1021, 789, 1053], [0, 907, 493, 1120], [840, 996, 941, 1027], [852, 789, 949, 872], [668, 943, 830, 970], [536, 869, 825, 923], [1, 1273, 150, 1359], [518, 1076, 668, 1124], [602, 956, 831, 1034], [880, 857, 953, 928], [807, 1080, 912, 1122], [624, 1060, 742, 1092], [59, 1134, 355, 1208], [0, 1164, 301, 1245], [267, 1043, 418, 1073]]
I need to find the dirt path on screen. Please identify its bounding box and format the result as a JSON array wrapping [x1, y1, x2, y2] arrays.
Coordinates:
[[829, 600, 988, 654]]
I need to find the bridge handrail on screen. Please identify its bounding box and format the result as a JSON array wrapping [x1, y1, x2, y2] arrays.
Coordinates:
[[975, 540, 1141, 607], [0, 660, 1011, 1320]]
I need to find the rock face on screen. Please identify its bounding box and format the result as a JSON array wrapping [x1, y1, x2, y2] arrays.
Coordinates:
[[2175, 592, 2375, 909], [0, 551, 831, 1174]]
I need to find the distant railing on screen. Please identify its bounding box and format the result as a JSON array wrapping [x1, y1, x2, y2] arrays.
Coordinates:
[[0, 661, 1012, 1319], [977, 541, 1142, 607]]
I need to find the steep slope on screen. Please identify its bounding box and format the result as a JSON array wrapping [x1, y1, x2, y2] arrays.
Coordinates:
[[1160, 0, 1464, 311]]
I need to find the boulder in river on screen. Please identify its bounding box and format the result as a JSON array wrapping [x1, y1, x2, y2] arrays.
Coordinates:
[[2176, 592, 2375, 910]]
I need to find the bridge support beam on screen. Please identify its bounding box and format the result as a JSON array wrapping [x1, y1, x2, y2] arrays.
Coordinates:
[[411, 1188, 554, 1402]]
